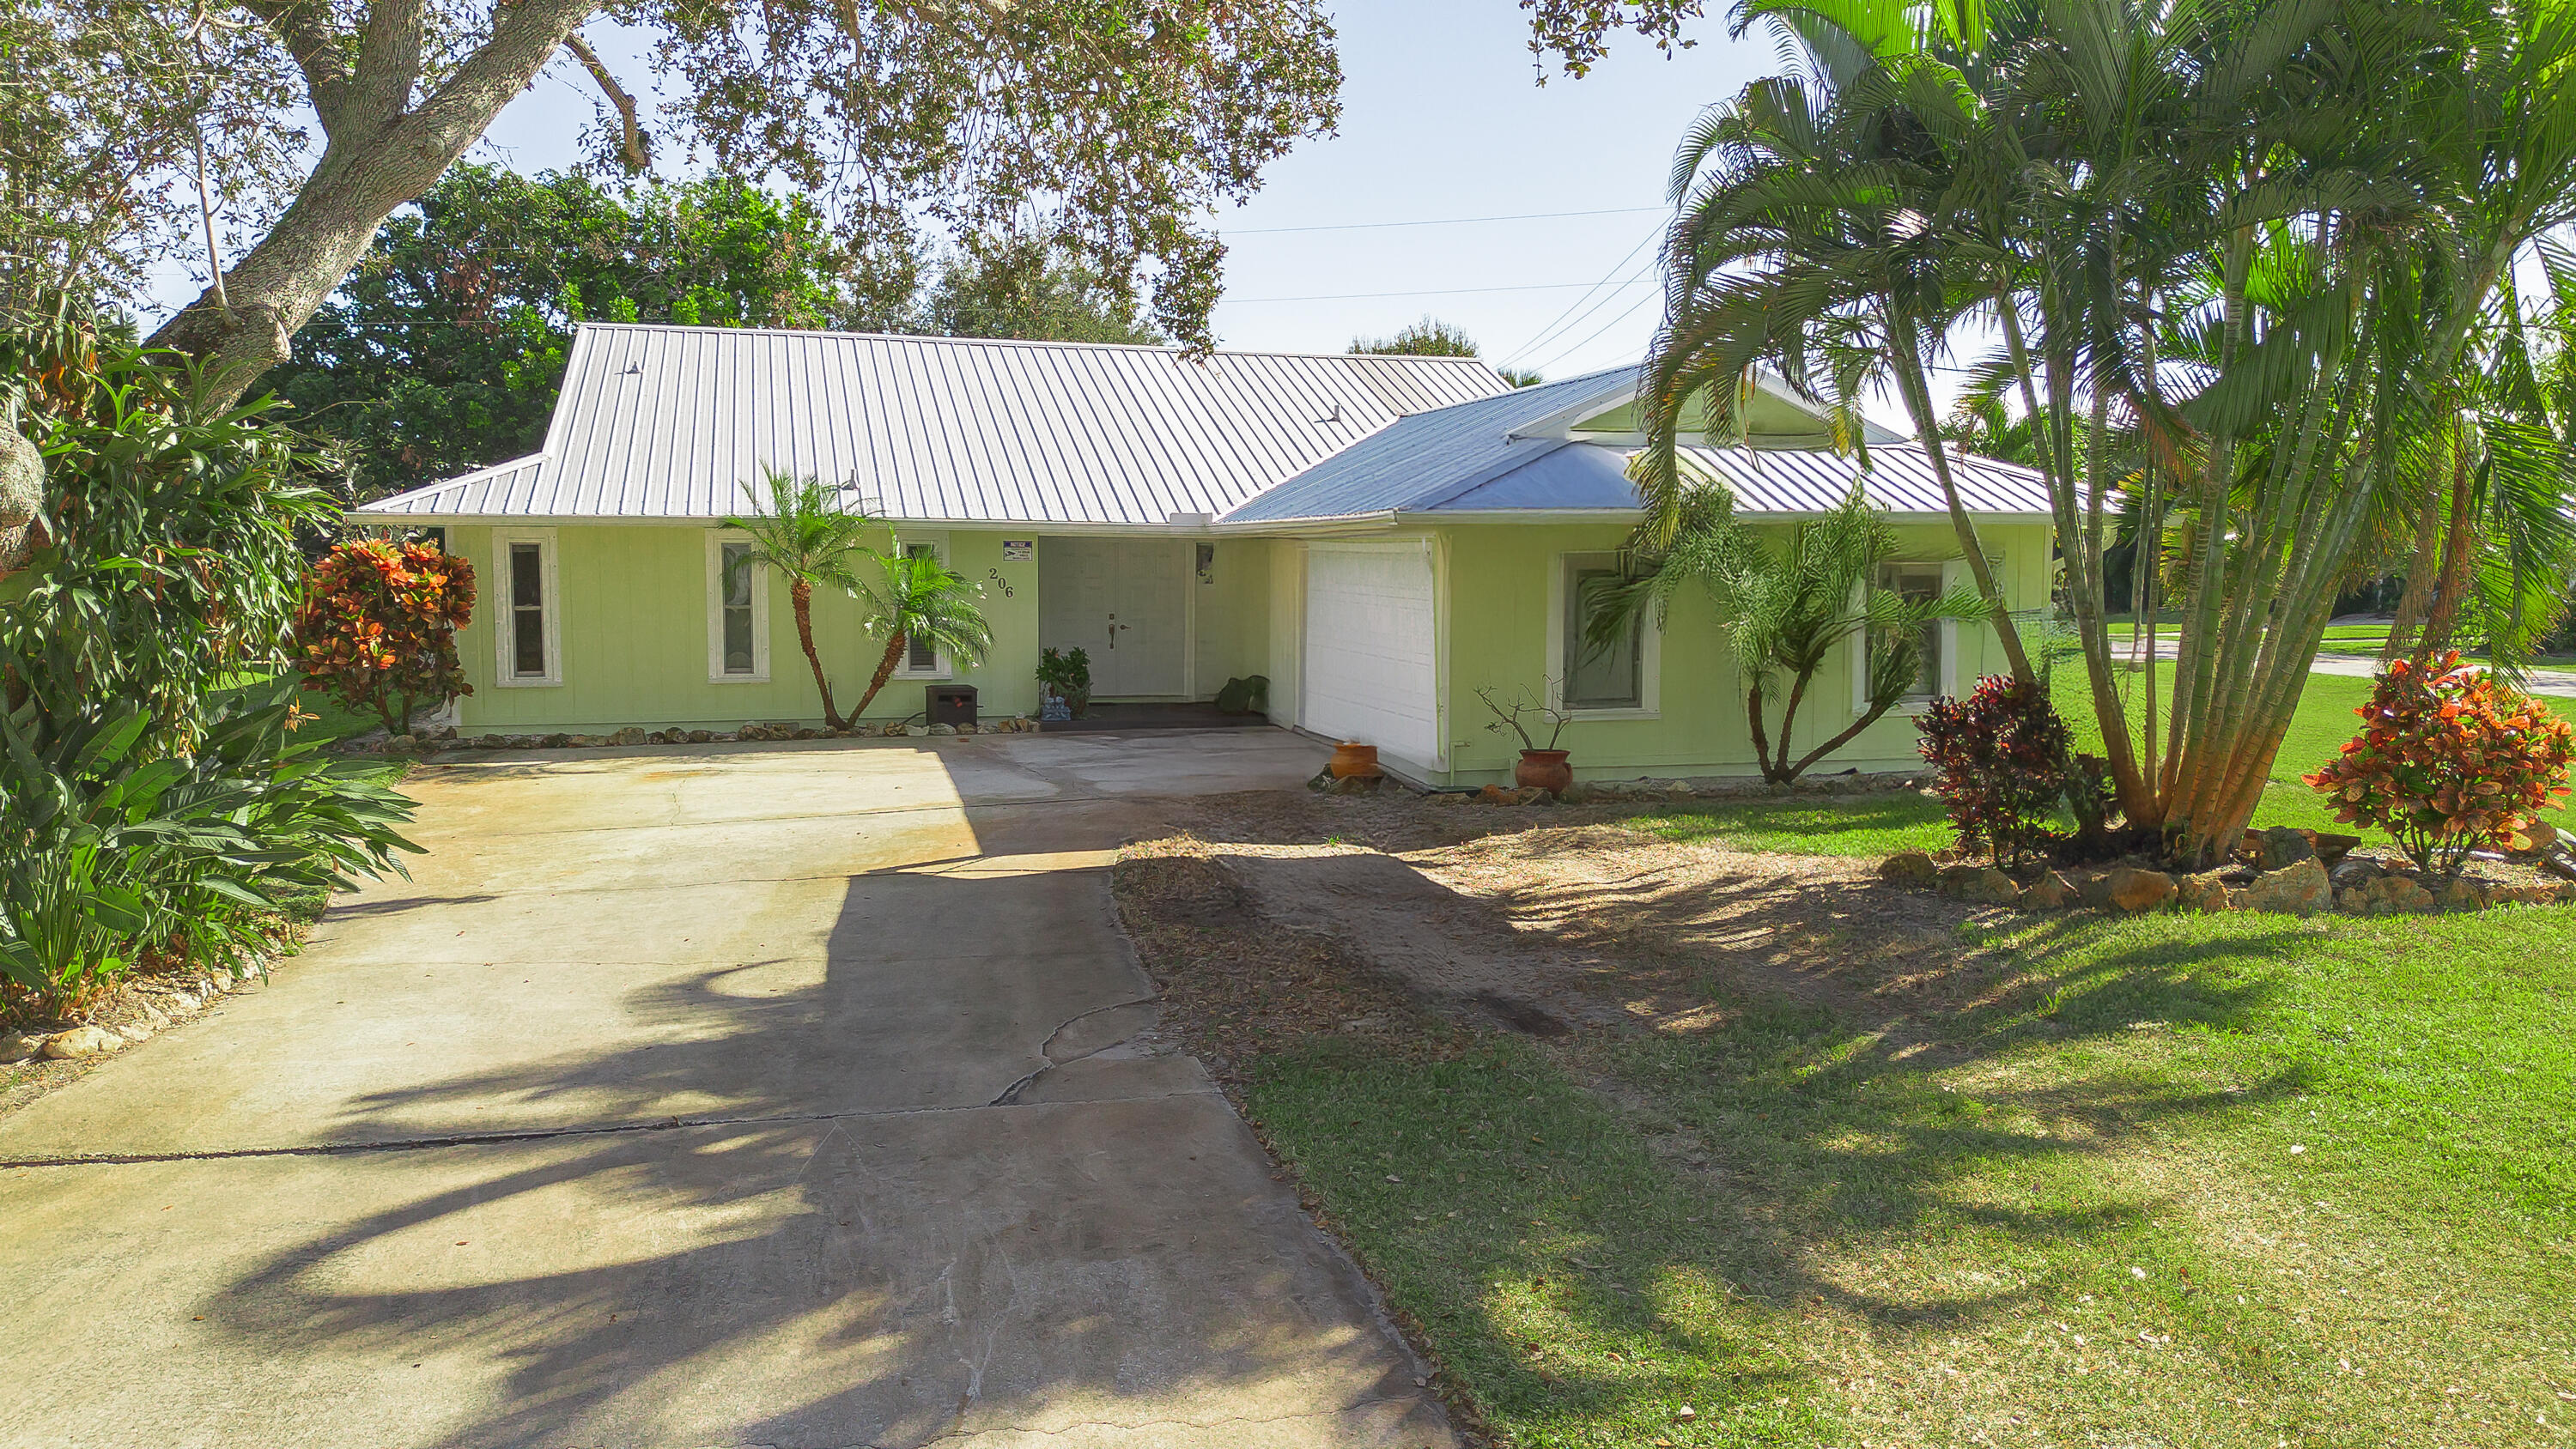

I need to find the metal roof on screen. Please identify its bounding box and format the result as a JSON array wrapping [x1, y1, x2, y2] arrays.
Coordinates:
[[1222, 370, 2052, 524], [352, 323, 1510, 525], [1218, 368, 1641, 524]]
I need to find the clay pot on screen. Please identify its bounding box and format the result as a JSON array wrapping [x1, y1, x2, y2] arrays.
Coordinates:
[[1515, 749, 1573, 795], [1328, 742, 1382, 779]]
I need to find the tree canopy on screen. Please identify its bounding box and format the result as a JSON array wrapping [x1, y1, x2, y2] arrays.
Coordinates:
[[1351, 316, 1544, 385], [9, 0, 1343, 406]]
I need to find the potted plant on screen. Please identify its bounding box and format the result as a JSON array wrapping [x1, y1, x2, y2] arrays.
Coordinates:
[[1037, 646, 1092, 719], [1476, 684, 1576, 793]]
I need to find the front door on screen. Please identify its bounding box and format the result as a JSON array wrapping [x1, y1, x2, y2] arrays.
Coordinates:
[[1039, 537, 1190, 697]]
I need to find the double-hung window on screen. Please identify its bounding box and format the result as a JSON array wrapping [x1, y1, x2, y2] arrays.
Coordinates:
[[895, 537, 947, 678], [1874, 561, 1949, 706], [1552, 551, 1656, 715], [707, 532, 769, 682], [494, 530, 561, 687]]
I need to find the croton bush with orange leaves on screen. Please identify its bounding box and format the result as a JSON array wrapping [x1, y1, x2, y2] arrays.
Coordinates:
[[2303, 652, 2573, 879], [294, 538, 477, 737]]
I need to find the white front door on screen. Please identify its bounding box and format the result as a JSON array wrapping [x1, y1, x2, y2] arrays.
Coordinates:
[[1039, 537, 1191, 697]]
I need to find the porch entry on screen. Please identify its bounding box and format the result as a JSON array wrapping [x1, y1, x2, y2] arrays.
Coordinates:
[[1038, 537, 1191, 698]]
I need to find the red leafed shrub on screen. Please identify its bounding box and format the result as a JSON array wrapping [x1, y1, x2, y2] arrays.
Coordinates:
[[294, 538, 477, 736], [1917, 675, 2076, 866], [2303, 652, 2573, 879]]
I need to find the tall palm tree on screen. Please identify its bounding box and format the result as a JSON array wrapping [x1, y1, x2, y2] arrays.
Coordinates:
[[1658, 0, 2576, 864], [847, 550, 996, 719], [722, 469, 882, 730], [1637, 58, 2039, 688]]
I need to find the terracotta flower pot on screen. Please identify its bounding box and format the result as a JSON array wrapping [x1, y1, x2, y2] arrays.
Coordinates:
[[1516, 749, 1573, 794], [1328, 742, 1382, 779]]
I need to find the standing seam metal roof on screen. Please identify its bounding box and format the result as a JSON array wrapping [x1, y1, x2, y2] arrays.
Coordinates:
[[352, 323, 1510, 524]]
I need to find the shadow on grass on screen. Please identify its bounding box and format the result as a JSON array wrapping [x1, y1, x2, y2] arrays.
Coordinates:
[[1206, 842, 2324, 1442]]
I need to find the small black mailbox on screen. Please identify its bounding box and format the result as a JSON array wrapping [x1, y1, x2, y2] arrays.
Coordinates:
[[927, 683, 979, 726]]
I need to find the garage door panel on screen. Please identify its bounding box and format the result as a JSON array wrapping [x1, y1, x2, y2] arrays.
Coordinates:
[[1303, 542, 1441, 769]]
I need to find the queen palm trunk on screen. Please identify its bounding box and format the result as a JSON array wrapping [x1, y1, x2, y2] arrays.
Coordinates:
[[851, 633, 908, 719], [787, 579, 847, 730]]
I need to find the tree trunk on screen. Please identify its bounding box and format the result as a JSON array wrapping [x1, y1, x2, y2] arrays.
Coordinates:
[[1745, 680, 1777, 785], [788, 580, 846, 729], [147, 0, 598, 407], [1887, 315, 2036, 689], [2417, 433, 2479, 661], [851, 632, 908, 720]]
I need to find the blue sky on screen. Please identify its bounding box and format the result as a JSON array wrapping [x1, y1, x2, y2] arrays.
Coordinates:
[[421, 2, 1771, 382]]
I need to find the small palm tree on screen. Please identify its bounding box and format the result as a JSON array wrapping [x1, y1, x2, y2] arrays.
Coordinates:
[[1598, 481, 1987, 784], [848, 549, 996, 718], [722, 469, 882, 729]]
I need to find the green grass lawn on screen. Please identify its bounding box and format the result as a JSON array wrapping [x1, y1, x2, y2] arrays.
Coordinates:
[[1251, 906, 2576, 1448], [1629, 666, 2422, 855]]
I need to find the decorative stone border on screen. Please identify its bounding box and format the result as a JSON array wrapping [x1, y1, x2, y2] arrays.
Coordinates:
[[349, 717, 1044, 755], [1881, 825, 2576, 917]]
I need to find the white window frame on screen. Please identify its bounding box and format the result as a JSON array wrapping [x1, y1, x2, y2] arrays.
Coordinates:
[[1544, 550, 1660, 718], [891, 533, 952, 681], [1856, 558, 1967, 716], [493, 528, 562, 688], [705, 530, 772, 683]]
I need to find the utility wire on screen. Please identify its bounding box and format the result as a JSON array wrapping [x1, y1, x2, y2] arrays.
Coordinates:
[[1524, 288, 1662, 379], [1497, 223, 1665, 367], [1225, 205, 1665, 235]]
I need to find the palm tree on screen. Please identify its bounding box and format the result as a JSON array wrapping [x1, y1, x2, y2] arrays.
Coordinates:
[[1638, 60, 2039, 689], [1600, 482, 1987, 784], [722, 469, 882, 730], [847, 549, 996, 719], [1652, 0, 2576, 864]]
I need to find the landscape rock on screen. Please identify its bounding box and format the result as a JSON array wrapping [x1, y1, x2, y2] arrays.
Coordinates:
[[2174, 871, 2233, 912], [2101, 867, 2178, 912], [2018, 871, 2076, 911], [2328, 858, 2380, 891], [2363, 874, 2436, 914], [2312, 832, 2363, 865], [2242, 858, 2331, 916], [1939, 864, 2022, 905], [41, 1025, 121, 1059], [606, 727, 647, 746], [1, 1031, 46, 1063], [688, 729, 714, 743], [2509, 819, 2560, 856], [114, 1022, 154, 1044], [2336, 886, 2369, 914], [927, 723, 957, 737], [1878, 851, 1940, 885], [2434, 879, 2487, 912], [2251, 827, 2316, 871], [386, 734, 419, 752]]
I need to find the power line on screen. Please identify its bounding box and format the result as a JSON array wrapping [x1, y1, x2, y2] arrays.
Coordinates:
[[1498, 224, 1665, 367], [1223, 279, 1656, 305], [1225, 205, 1665, 236], [1525, 288, 1662, 379]]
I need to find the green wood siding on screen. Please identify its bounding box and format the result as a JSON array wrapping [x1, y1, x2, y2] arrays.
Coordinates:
[[450, 524, 1042, 731], [1431, 518, 2054, 784]]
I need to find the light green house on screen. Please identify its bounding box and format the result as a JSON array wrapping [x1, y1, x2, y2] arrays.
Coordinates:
[[350, 323, 2054, 785]]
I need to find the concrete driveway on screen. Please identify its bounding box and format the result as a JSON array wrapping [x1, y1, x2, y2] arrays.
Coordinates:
[[0, 730, 1455, 1449]]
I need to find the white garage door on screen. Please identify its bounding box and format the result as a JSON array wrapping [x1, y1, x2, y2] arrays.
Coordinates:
[[1303, 540, 1441, 770]]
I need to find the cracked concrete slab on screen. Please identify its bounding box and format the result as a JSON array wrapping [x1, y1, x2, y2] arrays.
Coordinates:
[[0, 729, 1454, 1447]]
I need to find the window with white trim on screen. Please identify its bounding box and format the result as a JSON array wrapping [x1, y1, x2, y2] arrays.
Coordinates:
[[1563, 555, 1642, 709], [706, 532, 769, 682], [1875, 561, 1947, 703], [1546, 550, 1659, 716], [894, 537, 947, 678], [494, 529, 562, 686]]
